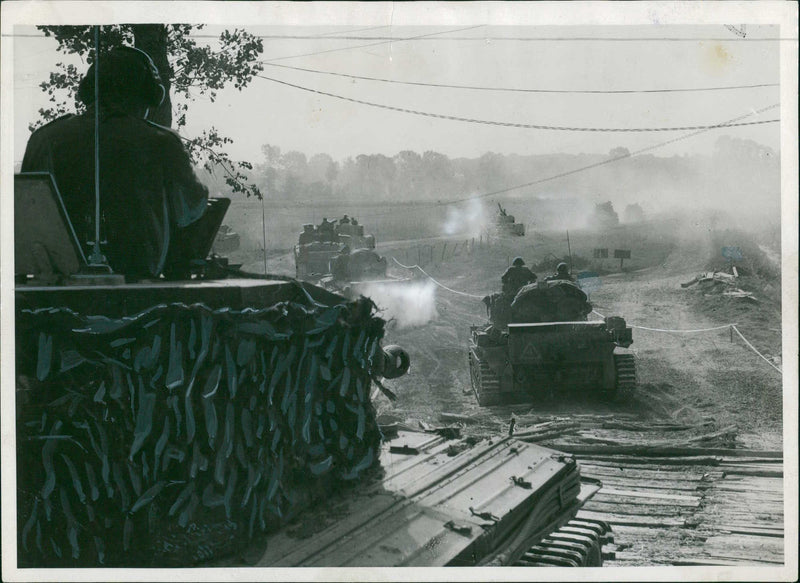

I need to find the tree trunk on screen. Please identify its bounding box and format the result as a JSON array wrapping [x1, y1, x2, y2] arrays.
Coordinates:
[[131, 24, 172, 128]]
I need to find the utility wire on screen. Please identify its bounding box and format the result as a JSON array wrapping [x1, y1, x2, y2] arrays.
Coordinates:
[[260, 25, 486, 63], [263, 62, 779, 94], [180, 34, 792, 42], [255, 73, 780, 133]]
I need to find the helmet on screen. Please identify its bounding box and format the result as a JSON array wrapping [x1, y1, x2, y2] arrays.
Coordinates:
[[556, 262, 568, 273], [78, 46, 165, 109], [512, 257, 525, 267]]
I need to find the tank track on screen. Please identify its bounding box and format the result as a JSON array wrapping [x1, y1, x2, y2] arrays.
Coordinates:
[[470, 353, 502, 406], [613, 353, 637, 401], [515, 517, 614, 567]]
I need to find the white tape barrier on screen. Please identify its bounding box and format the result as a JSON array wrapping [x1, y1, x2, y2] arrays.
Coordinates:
[[390, 257, 485, 299], [594, 310, 781, 374], [731, 325, 783, 374], [389, 276, 781, 375]]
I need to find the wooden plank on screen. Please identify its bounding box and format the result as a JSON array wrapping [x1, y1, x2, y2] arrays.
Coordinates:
[[580, 463, 720, 482], [714, 525, 784, 538], [577, 457, 719, 469], [576, 509, 684, 528], [713, 482, 784, 495], [600, 487, 701, 504], [671, 558, 774, 567], [585, 500, 691, 517], [721, 467, 783, 478], [551, 443, 782, 458], [698, 551, 784, 565], [587, 476, 705, 493]]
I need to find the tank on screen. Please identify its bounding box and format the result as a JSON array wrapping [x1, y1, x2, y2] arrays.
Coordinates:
[[469, 280, 636, 406], [294, 217, 410, 299], [13, 173, 610, 568], [293, 217, 377, 281], [496, 203, 525, 236]]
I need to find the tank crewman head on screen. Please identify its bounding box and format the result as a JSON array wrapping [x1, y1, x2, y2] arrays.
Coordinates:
[[512, 257, 525, 267], [556, 262, 569, 275], [77, 46, 166, 119]]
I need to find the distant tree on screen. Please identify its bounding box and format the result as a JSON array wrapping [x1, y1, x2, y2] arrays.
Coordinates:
[[622, 203, 646, 223], [609, 146, 631, 159], [33, 24, 264, 197], [592, 201, 620, 228]]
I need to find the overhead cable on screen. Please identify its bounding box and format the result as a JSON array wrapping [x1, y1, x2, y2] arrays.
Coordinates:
[[255, 73, 780, 133], [260, 25, 486, 63], [263, 62, 779, 94]]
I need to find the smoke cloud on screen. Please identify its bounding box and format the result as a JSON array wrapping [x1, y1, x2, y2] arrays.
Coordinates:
[[442, 198, 489, 237], [358, 281, 438, 329]]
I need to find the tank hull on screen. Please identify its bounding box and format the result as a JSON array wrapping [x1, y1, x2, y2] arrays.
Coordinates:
[[469, 321, 636, 406]]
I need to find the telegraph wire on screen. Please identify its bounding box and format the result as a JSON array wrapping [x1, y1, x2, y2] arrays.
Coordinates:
[[263, 62, 779, 94], [255, 73, 780, 133], [260, 25, 486, 63]]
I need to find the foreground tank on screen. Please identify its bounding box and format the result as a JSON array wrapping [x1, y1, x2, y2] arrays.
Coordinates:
[[470, 281, 636, 406], [14, 174, 609, 568]]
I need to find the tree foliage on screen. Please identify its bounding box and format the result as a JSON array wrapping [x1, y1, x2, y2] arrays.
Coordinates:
[[591, 201, 619, 228], [33, 24, 264, 198]]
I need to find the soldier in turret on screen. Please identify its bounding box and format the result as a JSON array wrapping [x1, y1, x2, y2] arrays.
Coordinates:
[[544, 262, 574, 282], [21, 46, 209, 280], [501, 257, 537, 298]]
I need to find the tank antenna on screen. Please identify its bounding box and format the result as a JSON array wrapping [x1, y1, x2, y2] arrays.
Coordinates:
[[87, 25, 107, 267], [566, 230, 573, 274], [260, 189, 268, 274]]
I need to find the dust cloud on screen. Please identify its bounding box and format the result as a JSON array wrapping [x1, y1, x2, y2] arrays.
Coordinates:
[[359, 281, 438, 329], [442, 198, 490, 238]]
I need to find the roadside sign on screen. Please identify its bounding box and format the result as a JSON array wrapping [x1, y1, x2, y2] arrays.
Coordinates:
[[614, 249, 631, 270], [593, 248, 609, 258]]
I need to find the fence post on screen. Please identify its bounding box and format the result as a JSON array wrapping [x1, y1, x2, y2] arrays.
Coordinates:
[[418, 247, 421, 266]]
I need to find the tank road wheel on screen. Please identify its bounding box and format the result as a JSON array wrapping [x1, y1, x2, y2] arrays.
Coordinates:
[[470, 354, 502, 406], [613, 353, 637, 401]]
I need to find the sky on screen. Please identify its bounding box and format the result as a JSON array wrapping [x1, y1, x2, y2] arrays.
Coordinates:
[[12, 23, 782, 165]]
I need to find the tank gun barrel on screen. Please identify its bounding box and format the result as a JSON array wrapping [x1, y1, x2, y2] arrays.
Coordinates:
[[376, 344, 411, 379]]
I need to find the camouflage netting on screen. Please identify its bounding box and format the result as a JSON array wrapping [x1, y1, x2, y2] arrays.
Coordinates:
[[16, 298, 387, 567]]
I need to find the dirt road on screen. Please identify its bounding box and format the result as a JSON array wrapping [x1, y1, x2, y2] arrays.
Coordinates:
[[379, 232, 782, 448]]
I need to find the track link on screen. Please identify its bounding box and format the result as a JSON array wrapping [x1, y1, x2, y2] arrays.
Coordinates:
[[515, 518, 614, 567], [613, 353, 637, 401], [470, 353, 502, 406]]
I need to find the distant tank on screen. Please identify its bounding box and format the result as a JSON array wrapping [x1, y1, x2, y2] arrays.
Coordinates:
[[470, 280, 635, 406], [496, 203, 525, 236], [293, 217, 376, 281], [294, 217, 409, 297]]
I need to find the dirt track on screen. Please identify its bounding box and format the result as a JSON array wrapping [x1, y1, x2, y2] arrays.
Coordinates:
[[374, 230, 783, 449]]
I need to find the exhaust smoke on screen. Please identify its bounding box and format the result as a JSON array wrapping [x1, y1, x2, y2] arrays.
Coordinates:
[[358, 281, 438, 329]]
